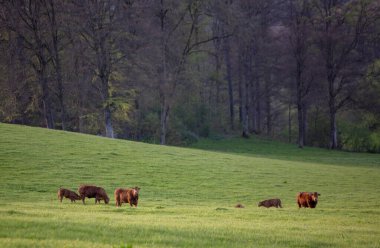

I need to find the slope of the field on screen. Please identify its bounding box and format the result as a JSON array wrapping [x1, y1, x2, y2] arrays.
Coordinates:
[[0, 123, 379, 248], [190, 137, 380, 167]]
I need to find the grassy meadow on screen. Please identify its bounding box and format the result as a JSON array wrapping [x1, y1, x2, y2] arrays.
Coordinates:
[[0, 123, 380, 247]]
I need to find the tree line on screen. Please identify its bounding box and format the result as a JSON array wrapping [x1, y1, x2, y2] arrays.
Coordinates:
[[0, 0, 379, 152]]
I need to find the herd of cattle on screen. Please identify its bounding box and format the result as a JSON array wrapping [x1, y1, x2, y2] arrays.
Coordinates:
[[58, 185, 320, 209], [58, 185, 140, 207]]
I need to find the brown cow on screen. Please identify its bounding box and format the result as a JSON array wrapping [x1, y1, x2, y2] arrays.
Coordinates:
[[297, 192, 320, 208], [258, 198, 282, 208], [114, 187, 140, 207], [78, 185, 109, 204], [57, 187, 81, 202]]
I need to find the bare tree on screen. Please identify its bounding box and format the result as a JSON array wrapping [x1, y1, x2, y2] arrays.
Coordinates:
[[288, 0, 313, 148], [313, 0, 375, 149], [44, 0, 66, 130], [71, 0, 126, 138], [156, 0, 229, 144], [3, 0, 55, 128]]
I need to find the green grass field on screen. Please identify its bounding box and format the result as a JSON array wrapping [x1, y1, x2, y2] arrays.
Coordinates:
[[0, 123, 380, 247]]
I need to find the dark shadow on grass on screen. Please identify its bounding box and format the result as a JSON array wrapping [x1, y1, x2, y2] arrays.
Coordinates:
[[189, 137, 380, 168]]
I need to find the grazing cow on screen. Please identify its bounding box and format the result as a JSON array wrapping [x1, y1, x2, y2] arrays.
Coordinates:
[[78, 185, 109, 204], [57, 187, 81, 202], [258, 198, 283, 208], [297, 192, 320, 208], [114, 187, 140, 207]]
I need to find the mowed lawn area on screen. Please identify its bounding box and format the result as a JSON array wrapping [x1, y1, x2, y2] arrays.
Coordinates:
[[0, 123, 380, 248]]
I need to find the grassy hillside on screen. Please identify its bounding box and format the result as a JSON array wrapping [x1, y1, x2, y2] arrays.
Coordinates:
[[0, 123, 379, 247]]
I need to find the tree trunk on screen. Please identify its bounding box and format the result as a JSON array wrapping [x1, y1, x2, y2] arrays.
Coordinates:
[[104, 105, 114, 138], [297, 103, 304, 148], [327, 43, 338, 149], [47, 0, 66, 130], [101, 74, 114, 138], [241, 50, 251, 138], [242, 79, 249, 138], [34, 7, 55, 129], [288, 102, 292, 143], [159, 0, 168, 145], [53, 25, 66, 130], [16, 34, 28, 124], [224, 38, 234, 130], [40, 71, 55, 129], [296, 52, 305, 148], [215, 52, 221, 126], [329, 98, 338, 149], [238, 56, 243, 125], [265, 93, 271, 136], [42, 100, 54, 129], [37, 42, 54, 129], [253, 77, 261, 134], [296, 71, 305, 148], [313, 106, 319, 143], [160, 101, 169, 145], [56, 60, 66, 130], [302, 106, 307, 145], [264, 72, 272, 136]]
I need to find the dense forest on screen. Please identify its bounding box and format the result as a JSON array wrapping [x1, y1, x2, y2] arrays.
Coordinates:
[[0, 0, 379, 152]]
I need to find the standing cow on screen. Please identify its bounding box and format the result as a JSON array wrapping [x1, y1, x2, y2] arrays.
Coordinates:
[[297, 192, 320, 208], [78, 185, 109, 204], [114, 187, 140, 207]]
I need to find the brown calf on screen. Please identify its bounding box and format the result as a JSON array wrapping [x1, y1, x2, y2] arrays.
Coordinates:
[[57, 188, 81, 203], [297, 192, 320, 208], [258, 198, 282, 208], [114, 187, 140, 207], [78, 185, 109, 204]]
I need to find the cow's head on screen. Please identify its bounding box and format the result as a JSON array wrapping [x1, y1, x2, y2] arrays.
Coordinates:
[[132, 187, 140, 197], [311, 192, 320, 202], [104, 195, 110, 204]]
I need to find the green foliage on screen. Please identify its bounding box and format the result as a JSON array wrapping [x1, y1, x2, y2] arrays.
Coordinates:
[[79, 112, 103, 135], [1, 123, 380, 247], [111, 100, 131, 122], [340, 123, 372, 152], [369, 132, 380, 153], [340, 112, 380, 152], [104, 88, 138, 138], [173, 101, 211, 139], [139, 111, 160, 143], [167, 128, 199, 146]]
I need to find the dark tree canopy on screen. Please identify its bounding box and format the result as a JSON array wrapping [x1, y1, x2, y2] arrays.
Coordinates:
[[0, 0, 379, 152]]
